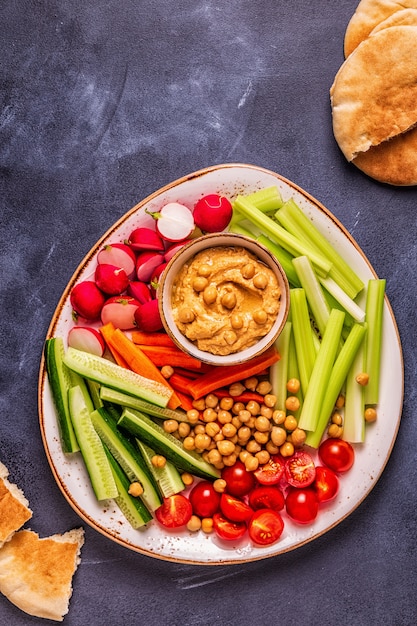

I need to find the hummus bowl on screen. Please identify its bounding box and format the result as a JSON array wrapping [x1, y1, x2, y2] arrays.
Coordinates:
[[158, 233, 290, 366]]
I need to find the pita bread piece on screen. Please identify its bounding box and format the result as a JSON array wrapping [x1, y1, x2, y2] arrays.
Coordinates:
[[331, 26, 417, 162], [370, 7, 417, 34], [353, 124, 417, 185], [0, 462, 32, 547], [344, 0, 417, 57], [0, 528, 84, 621]]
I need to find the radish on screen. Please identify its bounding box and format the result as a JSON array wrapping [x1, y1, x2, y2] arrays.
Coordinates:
[[134, 299, 163, 332], [68, 327, 105, 357], [164, 240, 191, 263], [100, 296, 141, 330], [128, 227, 165, 252], [127, 280, 153, 304], [136, 250, 165, 282], [193, 194, 233, 232], [95, 264, 129, 295], [146, 203, 194, 242], [150, 262, 168, 297], [97, 243, 136, 278], [70, 281, 106, 321]]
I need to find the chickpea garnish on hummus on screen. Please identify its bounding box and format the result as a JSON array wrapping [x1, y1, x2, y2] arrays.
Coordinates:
[[171, 246, 281, 356]]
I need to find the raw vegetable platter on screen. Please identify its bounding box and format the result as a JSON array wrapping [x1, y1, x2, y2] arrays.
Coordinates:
[[38, 163, 403, 564]]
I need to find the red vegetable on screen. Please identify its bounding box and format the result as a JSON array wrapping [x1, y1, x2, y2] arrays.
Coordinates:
[[318, 438, 355, 474], [313, 466, 339, 503], [284, 451, 316, 488], [127, 281, 153, 304], [70, 281, 106, 321], [221, 461, 256, 497], [193, 194, 233, 232], [134, 299, 163, 333], [100, 296, 141, 330], [220, 493, 253, 523], [248, 486, 285, 512], [67, 327, 105, 357], [147, 203, 195, 242], [128, 227, 165, 252], [253, 455, 285, 486], [94, 264, 129, 295], [285, 487, 319, 524], [189, 481, 220, 518], [136, 251, 165, 282], [248, 509, 284, 546], [155, 494, 193, 528], [97, 243, 136, 278], [212, 513, 247, 541]]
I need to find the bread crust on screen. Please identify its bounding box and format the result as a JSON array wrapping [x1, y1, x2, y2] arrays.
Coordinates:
[[0, 462, 32, 547]]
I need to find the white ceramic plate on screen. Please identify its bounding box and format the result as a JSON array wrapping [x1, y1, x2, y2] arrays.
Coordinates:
[[38, 163, 404, 564]]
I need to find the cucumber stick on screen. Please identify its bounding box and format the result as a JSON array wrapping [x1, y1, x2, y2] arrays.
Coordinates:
[[99, 387, 190, 422], [68, 385, 118, 501], [135, 439, 185, 498], [44, 338, 79, 453], [104, 447, 153, 528], [118, 409, 220, 481], [64, 347, 172, 408], [90, 407, 162, 512]]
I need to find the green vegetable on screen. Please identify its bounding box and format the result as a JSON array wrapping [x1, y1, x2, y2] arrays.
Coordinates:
[[290, 288, 317, 396], [99, 387, 190, 422], [342, 338, 366, 444], [135, 439, 185, 498], [271, 321, 292, 412], [292, 255, 330, 337], [364, 279, 386, 406]]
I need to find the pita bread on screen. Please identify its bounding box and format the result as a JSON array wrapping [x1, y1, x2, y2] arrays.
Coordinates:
[[0, 462, 32, 547], [344, 0, 417, 57], [0, 528, 84, 621], [330, 26, 417, 162], [353, 125, 417, 185], [370, 8, 417, 34]]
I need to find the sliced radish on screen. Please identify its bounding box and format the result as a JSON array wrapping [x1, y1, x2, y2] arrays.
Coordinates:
[[128, 227, 165, 252], [70, 281, 106, 321], [68, 327, 105, 356], [147, 203, 195, 242], [95, 264, 129, 295], [136, 251, 165, 282], [150, 262, 168, 297], [164, 239, 191, 263], [97, 243, 136, 278], [127, 280, 153, 303], [193, 194, 233, 232], [134, 299, 163, 332], [100, 296, 141, 330]]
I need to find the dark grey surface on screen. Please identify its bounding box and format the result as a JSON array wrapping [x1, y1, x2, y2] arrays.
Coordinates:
[[1, 1, 416, 624]]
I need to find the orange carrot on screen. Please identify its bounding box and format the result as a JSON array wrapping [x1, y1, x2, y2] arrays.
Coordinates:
[[174, 390, 196, 412], [168, 373, 196, 396], [99, 322, 130, 368], [131, 330, 177, 348], [137, 345, 203, 371], [187, 346, 280, 400]]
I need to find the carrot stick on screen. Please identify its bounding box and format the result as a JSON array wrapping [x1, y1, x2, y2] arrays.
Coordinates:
[[168, 373, 196, 396], [100, 326, 181, 410], [99, 322, 130, 368], [174, 390, 196, 412], [137, 345, 203, 371], [131, 330, 177, 348], [187, 346, 280, 399]]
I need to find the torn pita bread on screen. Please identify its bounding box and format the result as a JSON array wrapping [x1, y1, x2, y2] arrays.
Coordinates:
[[353, 125, 417, 185], [0, 462, 32, 547], [0, 528, 84, 621], [344, 0, 417, 57], [370, 7, 417, 34], [330, 26, 417, 162]]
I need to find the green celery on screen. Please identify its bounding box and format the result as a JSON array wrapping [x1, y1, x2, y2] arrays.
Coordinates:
[[305, 322, 367, 448], [319, 276, 365, 323], [298, 309, 345, 433], [287, 328, 303, 420], [343, 339, 366, 443], [364, 279, 386, 406], [233, 196, 332, 278], [292, 255, 330, 337], [256, 235, 301, 288], [228, 222, 256, 238], [275, 198, 365, 299], [290, 288, 317, 397], [271, 321, 292, 412], [241, 186, 284, 212]]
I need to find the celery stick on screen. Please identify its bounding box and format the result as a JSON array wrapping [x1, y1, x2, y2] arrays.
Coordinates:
[[287, 329, 303, 420], [290, 289, 317, 397], [364, 279, 386, 405], [292, 255, 330, 337], [319, 276, 366, 323], [233, 196, 332, 278], [228, 222, 257, 238], [298, 309, 345, 433], [276, 198, 364, 299], [242, 186, 284, 212], [305, 323, 367, 448], [256, 235, 301, 288], [271, 321, 292, 412], [343, 340, 366, 443]]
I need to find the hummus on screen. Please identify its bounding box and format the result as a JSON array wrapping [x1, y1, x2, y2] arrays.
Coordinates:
[[171, 246, 281, 356]]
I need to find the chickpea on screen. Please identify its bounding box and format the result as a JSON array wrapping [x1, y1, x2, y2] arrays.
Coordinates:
[[335, 394, 345, 409], [221, 291, 237, 309], [205, 422, 220, 437], [270, 426, 287, 447], [263, 394, 277, 408], [244, 455, 259, 471], [241, 263, 255, 279], [255, 450, 270, 465], [365, 407, 377, 423], [183, 436, 195, 450], [246, 400, 261, 416], [203, 285, 218, 305], [192, 398, 206, 411], [220, 396, 234, 411], [201, 518, 214, 533], [163, 419, 179, 433], [202, 408, 218, 423], [280, 441, 295, 457], [187, 515, 202, 532], [237, 425, 251, 441], [356, 372, 370, 386], [181, 473, 194, 487], [253, 309, 268, 325], [198, 263, 211, 277], [231, 416, 242, 429], [231, 313, 244, 329], [195, 433, 212, 450], [238, 409, 251, 423], [151, 455, 166, 468], [161, 365, 174, 378], [285, 396, 301, 412], [266, 441, 280, 455], [194, 424, 206, 435], [207, 449, 222, 465], [128, 482, 143, 497], [284, 415, 298, 432], [244, 376, 258, 391], [217, 439, 236, 456], [246, 439, 261, 454], [253, 272, 268, 289], [290, 428, 306, 447], [328, 423, 343, 438], [232, 401, 246, 414], [255, 415, 271, 433], [213, 478, 227, 493], [272, 409, 286, 425], [253, 430, 269, 445], [286, 378, 300, 394], [260, 405, 273, 419], [224, 330, 237, 345], [178, 307, 195, 324], [178, 422, 191, 438], [218, 409, 232, 424], [222, 423, 237, 438], [239, 449, 251, 463], [222, 453, 238, 467], [256, 380, 273, 395], [331, 412, 343, 426], [193, 276, 209, 292], [186, 409, 201, 424], [214, 432, 225, 442], [229, 382, 245, 397]]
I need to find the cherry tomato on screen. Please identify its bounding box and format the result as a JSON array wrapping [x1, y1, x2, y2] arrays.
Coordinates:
[[248, 485, 285, 512], [155, 494, 193, 528], [220, 493, 253, 522], [212, 513, 247, 541], [188, 481, 220, 518], [314, 466, 339, 503], [253, 455, 285, 486], [248, 509, 284, 546], [221, 461, 256, 497], [318, 438, 355, 473], [285, 487, 319, 524], [284, 451, 316, 488]]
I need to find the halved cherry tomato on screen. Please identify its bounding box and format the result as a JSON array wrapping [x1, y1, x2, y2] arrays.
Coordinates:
[[212, 513, 247, 541], [155, 494, 193, 528], [221, 461, 256, 497], [188, 480, 220, 518], [253, 455, 285, 485], [285, 487, 319, 524], [220, 493, 253, 522], [248, 509, 284, 546], [284, 451, 316, 488], [318, 438, 355, 473], [313, 466, 339, 503], [248, 485, 285, 512]]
